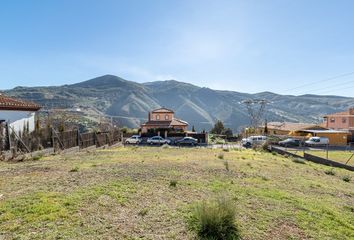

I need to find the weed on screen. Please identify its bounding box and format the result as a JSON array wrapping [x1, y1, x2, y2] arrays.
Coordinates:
[[169, 180, 178, 188], [31, 154, 43, 161], [189, 195, 240, 240], [138, 208, 149, 217], [292, 158, 306, 164], [260, 175, 269, 181], [324, 169, 335, 176], [218, 153, 224, 160], [69, 166, 79, 172], [342, 176, 351, 182], [223, 161, 229, 171]]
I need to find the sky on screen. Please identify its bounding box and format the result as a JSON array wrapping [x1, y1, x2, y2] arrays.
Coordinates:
[[1, 0, 354, 97]]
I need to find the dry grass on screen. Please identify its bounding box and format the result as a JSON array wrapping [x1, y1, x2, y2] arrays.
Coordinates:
[[0, 146, 353, 239]]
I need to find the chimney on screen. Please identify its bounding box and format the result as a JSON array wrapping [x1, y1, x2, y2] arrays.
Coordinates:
[[349, 107, 354, 115], [148, 112, 151, 121]]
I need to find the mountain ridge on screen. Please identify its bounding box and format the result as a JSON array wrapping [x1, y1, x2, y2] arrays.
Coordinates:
[[2, 75, 354, 132]]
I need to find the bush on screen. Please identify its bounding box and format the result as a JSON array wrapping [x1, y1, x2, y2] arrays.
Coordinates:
[[169, 180, 178, 187], [342, 176, 351, 182], [189, 196, 240, 240], [324, 169, 335, 176], [218, 153, 224, 160]]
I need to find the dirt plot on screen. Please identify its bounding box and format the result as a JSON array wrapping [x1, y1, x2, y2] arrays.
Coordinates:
[[0, 146, 353, 239]]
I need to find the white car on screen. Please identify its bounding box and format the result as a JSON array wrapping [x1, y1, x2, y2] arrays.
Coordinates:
[[125, 135, 142, 144], [147, 136, 171, 145], [241, 135, 267, 147], [305, 137, 329, 147]]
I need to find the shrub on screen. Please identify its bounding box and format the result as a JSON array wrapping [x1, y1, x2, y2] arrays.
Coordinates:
[[223, 148, 230, 152], [169, 180, 178, 187], [189, 196, 240, 240], [324, 169, 335, 176], [218, 153, 224, 160], [292, 158, 306, 164], [342, 176, 351, 182]]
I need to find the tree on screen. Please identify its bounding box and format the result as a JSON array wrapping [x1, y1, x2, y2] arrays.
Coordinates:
[[192, 125, 196, 132], [210, 120, 225, 134], [224, 128, 233, 138], [264, 119, 268, 135]]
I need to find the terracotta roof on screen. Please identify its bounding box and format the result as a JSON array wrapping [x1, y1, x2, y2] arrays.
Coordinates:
[[170, 118, 188, 126], [266, 122, 326, 132], [151, 107, 174, 113], [0, 94, 41, 111], [142, 118, 188, 127]]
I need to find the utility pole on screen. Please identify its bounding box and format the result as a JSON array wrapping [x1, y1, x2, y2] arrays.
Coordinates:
[[241, 99, 270, 130]]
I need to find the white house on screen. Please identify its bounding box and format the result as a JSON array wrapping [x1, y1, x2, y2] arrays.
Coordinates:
[[0, 94, 41, 133]]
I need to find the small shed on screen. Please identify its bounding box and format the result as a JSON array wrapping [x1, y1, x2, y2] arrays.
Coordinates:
[[303, 129, 349, 146]]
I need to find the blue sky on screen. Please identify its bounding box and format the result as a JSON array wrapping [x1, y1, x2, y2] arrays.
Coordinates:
[[1, 0, 354, 97]]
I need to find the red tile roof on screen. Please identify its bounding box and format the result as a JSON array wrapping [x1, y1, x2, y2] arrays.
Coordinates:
[[0, 94, 41, 111], [142, 118, 188, 128], [266, 122, 326, 131], [151, 107, 174, 113]]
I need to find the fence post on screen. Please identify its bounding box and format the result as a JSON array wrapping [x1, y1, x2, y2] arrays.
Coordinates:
[[77, 129, 80, 148], [6, 123, 11, 151]]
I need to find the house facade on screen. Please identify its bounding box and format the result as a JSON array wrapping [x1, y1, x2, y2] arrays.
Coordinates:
[[323, 108, 354, 142], [0, 94, 41, 133], [140, 108, 188, 136], [323, 108, 354, 131]]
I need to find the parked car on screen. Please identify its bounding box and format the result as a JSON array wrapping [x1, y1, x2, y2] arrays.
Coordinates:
[[305, 137, 329, 147], [125, 135, 142, 144], [147, 136, 171, 145], [241, 135, 267, 147], [176, 137, 198, 146], [278, 138, 301, 147]]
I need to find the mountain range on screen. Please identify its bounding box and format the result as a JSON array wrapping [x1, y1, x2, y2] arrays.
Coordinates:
[[3, 75, 354, 132]]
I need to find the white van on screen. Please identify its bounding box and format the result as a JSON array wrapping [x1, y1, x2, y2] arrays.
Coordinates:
[[241, 135, 267, 147], [305, 137, 329, 147]]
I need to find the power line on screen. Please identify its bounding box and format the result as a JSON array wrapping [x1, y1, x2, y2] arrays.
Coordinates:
[[301, 79, 354, 95], [306, 84, 354, 95], [283, 71, 354, 93]]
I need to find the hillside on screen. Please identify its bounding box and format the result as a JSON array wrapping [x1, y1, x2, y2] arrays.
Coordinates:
[[3, 75, 354, 131]]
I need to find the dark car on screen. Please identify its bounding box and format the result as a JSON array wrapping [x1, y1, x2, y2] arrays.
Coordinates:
[[176, 137, 198, 146], [278, 138, 301, 147]]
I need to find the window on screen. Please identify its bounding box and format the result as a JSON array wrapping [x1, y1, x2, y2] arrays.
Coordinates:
[[342, 118, 347, 123], [165, 114, 169, 120], [156, 115, 160, 120], [330, 118, 335, 123]]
